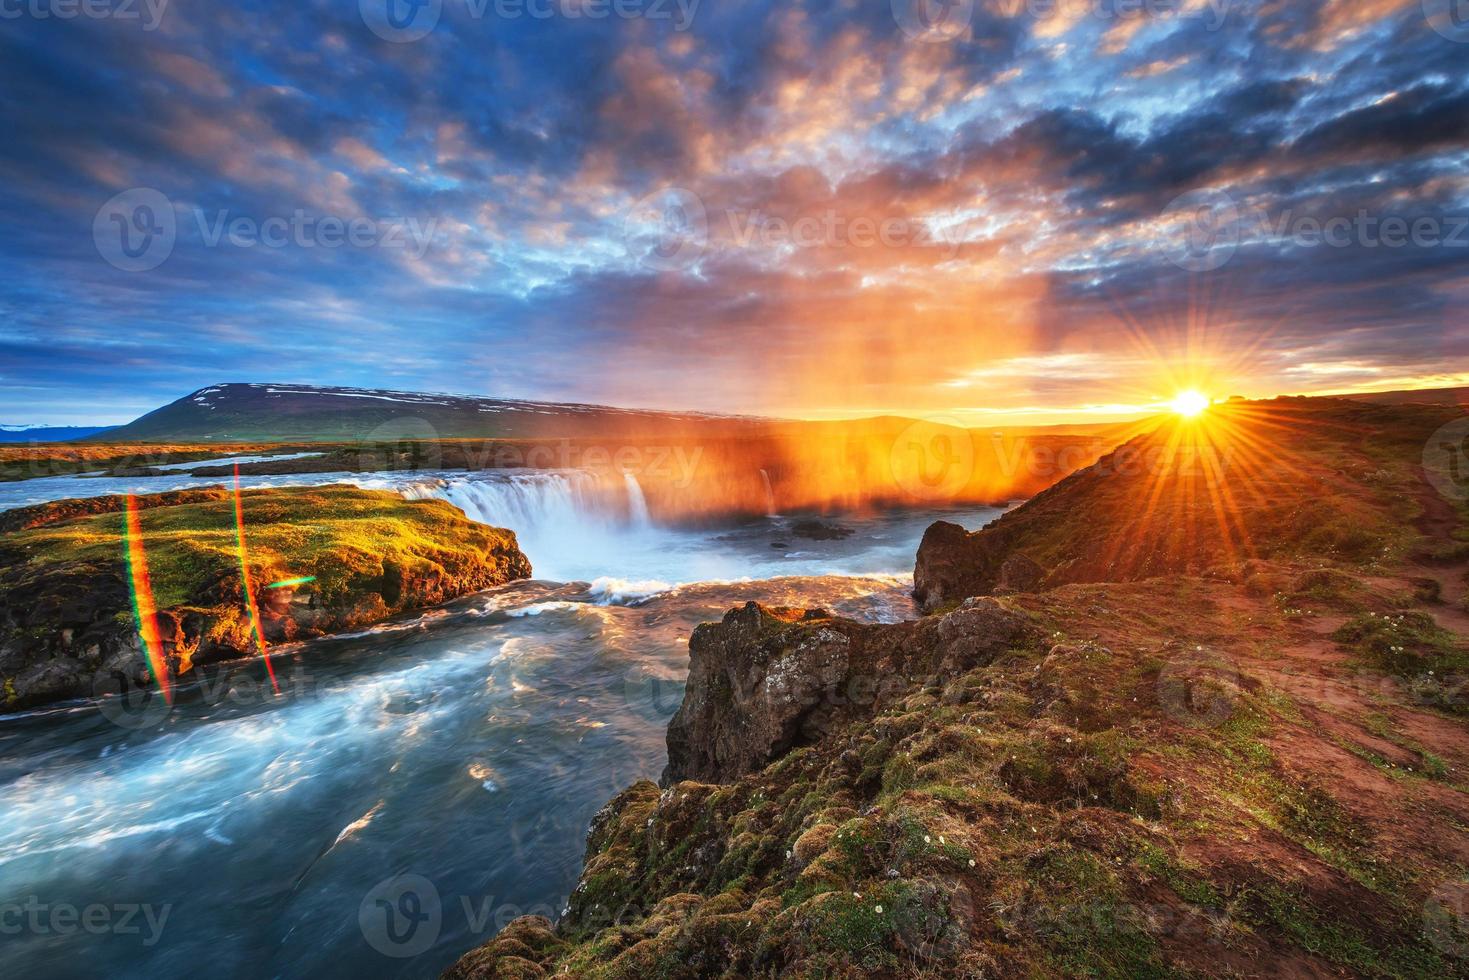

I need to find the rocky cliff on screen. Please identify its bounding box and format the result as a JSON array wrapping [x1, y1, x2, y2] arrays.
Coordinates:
[[448, 396, 1469, 978], [0, 485, 531, 710], [663, 599, 1036, 785]]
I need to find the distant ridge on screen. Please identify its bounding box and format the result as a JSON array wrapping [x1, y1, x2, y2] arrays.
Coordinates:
[[96, 383, 775, 442], [1333, 385, 1469, 406], [0, 425, 116, 443]]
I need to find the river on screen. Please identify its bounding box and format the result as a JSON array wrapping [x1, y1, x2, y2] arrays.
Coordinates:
[[0, 466, 1001, 977]]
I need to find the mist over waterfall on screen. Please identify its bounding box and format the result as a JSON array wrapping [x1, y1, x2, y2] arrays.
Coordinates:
[[391, 469, 994, 593], [403, 471, 661, 584]]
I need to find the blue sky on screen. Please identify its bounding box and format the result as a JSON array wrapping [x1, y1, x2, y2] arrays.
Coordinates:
[[1, 0, 1467, 425]]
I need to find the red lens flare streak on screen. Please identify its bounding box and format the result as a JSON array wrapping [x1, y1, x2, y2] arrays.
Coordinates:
[[123, 495, 173, 705], [234, 465, 280, 695]]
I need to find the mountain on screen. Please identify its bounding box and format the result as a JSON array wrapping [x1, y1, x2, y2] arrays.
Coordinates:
[[0, 425, 115, 443], [96, 383, 773, 442]]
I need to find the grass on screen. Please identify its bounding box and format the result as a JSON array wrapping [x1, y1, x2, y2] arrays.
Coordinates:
[[1332, 612, 1469, 714], [3, 486, 526, 614]]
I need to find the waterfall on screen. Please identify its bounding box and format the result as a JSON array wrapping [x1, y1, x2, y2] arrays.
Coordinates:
[[759, 468, 777, 517], [403, 471, 660, 584], [624, 472, 651, 527], [414, 472, 603, 532]]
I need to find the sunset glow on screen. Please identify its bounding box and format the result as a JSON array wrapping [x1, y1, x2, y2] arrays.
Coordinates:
[[3, 3, 1467, 976], [1170, 390, 1211, 419], [1, 3, 1463, 426]]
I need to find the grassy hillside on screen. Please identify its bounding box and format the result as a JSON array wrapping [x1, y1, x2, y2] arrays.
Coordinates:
[[914, 398, 1466, 610]]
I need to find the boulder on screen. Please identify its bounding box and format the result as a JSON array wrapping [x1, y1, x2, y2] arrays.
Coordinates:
[[663, 602, 856, 784]]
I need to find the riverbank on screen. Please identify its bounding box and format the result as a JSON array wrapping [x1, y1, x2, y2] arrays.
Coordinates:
[[0, 485, 531, 710]]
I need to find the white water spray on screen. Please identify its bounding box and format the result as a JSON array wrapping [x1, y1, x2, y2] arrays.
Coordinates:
[[407, 471, 668, 583]]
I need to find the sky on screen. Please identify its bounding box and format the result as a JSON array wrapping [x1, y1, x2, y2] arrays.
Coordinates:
[[1, 0, 1467, 426]]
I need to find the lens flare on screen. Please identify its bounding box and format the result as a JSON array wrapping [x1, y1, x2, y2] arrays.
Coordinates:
[[123, 495, 172, 704], [234, 465, 279, 695]]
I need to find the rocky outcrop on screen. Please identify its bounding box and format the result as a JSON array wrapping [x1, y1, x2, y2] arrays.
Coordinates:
[[912, 521, 1001, 612], [662, 598, 1036, 784], [0, 486, 531, 711], [912, 521, 1047, 612]]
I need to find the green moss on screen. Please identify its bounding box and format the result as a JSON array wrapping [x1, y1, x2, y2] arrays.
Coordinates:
[[800, 881, 917, 965], [1135, 843, 1222, 909], [8, 486, 524, 611], [1247, 883, 1449, 979], [1332, 612, 1469, 714], [1334, 611, 1466, 672]]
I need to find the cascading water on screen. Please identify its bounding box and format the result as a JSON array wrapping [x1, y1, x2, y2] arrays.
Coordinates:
[[623, 471, 651, 527], [405, 471, 668, 585], [759, 468, 777, 517]]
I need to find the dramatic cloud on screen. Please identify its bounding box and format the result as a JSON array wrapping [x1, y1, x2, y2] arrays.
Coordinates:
[[0, 0, 1464, 424]]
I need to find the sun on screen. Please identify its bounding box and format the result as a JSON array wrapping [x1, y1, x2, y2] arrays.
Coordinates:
[[1170, 389, 1211, 418]]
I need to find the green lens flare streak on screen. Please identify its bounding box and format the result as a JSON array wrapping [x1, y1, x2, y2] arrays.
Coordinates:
[[266, 576, 316, 589], [123, 495, 173, 704]]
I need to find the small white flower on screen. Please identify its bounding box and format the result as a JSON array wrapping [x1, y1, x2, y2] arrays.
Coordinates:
[[924, 835, 931, 844], [968, 859, 976, 867], [874, 905, 884, 914]]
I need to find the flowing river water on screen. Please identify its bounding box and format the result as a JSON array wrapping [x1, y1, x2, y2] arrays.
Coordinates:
[[0, 466, 1002, 977]]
